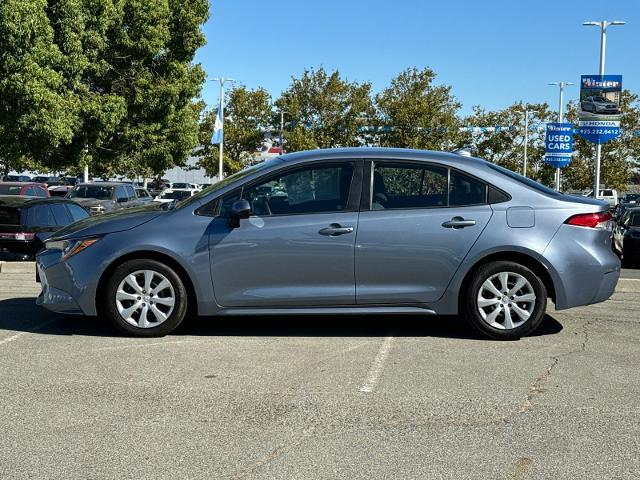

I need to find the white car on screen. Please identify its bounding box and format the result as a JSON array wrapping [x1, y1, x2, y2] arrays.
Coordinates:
[[583, 189, 618, 207], [153, 188, 197, 204]]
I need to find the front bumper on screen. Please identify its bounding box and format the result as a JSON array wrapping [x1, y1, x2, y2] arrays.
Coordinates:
[[35, 246, 105, 316]]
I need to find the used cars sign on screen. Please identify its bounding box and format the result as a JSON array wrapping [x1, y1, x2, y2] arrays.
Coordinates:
[[544, 122, 574, 168]]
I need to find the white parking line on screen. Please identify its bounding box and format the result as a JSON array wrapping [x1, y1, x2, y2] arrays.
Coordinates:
[[0, 318, 59, 347], [359, 336, 394, 393]]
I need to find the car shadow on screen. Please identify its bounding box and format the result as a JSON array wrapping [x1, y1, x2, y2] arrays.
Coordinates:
[[0, 297, 563, 340]]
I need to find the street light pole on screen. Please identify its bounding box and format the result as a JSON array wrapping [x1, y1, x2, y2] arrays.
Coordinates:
[[583, 20, 625, 198], [548, 81, 574, 191], [211, 77, 235, 180]]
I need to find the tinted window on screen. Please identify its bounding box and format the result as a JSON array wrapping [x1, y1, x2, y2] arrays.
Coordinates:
[[449, 170, 487, 206], [125, 185, 135, 200], [25, 187, 36, 196], [50, 203, 71, 225], [219, 190, 241, 217], [0, 185, 22, 195], [69, 185, 113, 199], [372, 163, 448, 209], [242, 164, 354, 216], [486, 163, 560, 197], [115, 186, 128, 201], [26, 205, 56, 228], [0, 207, 21, 226], [37, 186, 48, 197], [67, 203, 89, 222]]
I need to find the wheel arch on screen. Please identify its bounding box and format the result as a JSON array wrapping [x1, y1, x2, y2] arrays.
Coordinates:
[[457, 251, 557, 310], [96, 250, 199, 317]]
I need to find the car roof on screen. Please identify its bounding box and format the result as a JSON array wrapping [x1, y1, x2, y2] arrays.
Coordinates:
[[278, 147, 489, 167], [0, 195, 75, 208], [74, 182, 129, 187], [0, 182, 46, 187]]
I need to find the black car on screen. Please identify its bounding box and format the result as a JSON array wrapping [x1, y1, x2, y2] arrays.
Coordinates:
[[613, 207, 640, 266], [0, 196, 89, 260]]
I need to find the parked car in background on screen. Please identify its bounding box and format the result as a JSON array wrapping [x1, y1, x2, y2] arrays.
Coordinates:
[[613, 207, 640, 266], [584, 188, 618, 207], [620, 193, 640, 205], [170, 182, 200, 190], [0, 182, 50, 198], [36, 148, 619, 340], [66, 182, 141, 215], [2, 175, 32, 182], [32, 176, 61, 186], [0, 197, 89, 260], [153, 188, 197, 204], [581, 96, 621, 115], [135, 188, 154, 204]]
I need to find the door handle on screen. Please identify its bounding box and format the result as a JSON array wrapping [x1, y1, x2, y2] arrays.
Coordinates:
[[319, 223, 354, 236], [442, 216, 476, 229]]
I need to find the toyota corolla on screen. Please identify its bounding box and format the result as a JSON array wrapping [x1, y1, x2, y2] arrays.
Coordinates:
[[36, 148, 620, 340]]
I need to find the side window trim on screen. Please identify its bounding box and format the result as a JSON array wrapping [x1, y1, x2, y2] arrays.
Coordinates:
[[201, 160, 364, 218], [362, 159, 502, 211]]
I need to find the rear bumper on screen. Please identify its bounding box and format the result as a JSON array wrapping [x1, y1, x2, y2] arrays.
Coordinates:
[[544, 224, 621, 310]]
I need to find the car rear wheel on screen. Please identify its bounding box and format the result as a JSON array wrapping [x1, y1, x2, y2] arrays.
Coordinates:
[[103, 259, 188, 337], [462, 261, 547, 340]]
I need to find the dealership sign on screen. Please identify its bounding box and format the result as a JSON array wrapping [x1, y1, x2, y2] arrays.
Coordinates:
[[544, 123, 574, 168], [576, 74, 622, 144]]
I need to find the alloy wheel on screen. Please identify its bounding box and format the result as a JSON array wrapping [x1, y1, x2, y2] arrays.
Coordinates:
[[115, 270, 176, 328], [476, 271, 536, 330]]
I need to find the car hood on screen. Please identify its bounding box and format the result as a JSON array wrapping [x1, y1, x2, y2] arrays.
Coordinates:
[[51, 205, 165, 241]]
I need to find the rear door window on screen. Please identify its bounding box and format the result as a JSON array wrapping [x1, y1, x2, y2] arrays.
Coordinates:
[[50, 203, 72, 226], [66, 203, 89, 222], [26, 205, 56, 229], [371, 163, 448, 209]]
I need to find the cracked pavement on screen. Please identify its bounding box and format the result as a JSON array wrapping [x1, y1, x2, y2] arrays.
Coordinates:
[[0, 267, 639, 479]]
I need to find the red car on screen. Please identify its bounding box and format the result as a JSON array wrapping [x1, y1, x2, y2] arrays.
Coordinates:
[[0, 182, 50, 198]]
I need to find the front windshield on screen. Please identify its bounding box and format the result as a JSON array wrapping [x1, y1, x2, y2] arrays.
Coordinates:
[[172, 182, 190, 189], [68, 185, 114, 200], [175, 158, 283, 209]]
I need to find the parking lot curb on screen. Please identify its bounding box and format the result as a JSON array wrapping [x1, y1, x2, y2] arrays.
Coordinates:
[[0, 261, 36, 274]]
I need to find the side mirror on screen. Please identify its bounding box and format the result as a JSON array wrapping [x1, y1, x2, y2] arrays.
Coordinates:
[[229, 199, 251, 228]]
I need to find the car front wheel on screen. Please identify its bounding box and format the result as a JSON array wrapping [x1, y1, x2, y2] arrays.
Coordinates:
[[462, 261, 547, 340], [103, 259, 188, 337]]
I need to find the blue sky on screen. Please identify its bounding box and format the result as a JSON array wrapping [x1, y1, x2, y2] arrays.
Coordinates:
[[195, 0, 639, 117]]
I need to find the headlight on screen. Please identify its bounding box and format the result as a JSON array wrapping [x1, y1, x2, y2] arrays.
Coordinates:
[[45, 238, 100, 259]]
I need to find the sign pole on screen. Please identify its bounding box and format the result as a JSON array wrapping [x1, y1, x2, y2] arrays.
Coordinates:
[[548, 81, 573, 190], [219, 79, 225, 181], [523, 108, 528, 177]]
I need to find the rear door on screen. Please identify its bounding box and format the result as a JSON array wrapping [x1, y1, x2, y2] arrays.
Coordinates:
[[355, 160, 493, 304]]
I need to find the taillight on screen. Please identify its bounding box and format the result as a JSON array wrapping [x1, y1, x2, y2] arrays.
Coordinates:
[[565, 211, 612, 229]]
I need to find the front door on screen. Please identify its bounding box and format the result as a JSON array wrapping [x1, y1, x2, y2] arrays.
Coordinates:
[[209, 161, 360, 307], [355, 161, 493, 304]]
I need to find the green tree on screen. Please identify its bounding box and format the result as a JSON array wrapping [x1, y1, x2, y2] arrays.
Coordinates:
[[464, 102, 557, 186], [275, 67, 376, 151], [375, 67, 464, 150], [198, 86, 273, 176], [0, 0, 209, 178]]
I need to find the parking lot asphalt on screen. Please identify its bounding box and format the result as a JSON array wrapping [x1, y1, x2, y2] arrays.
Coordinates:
[[0, 266, 639, 480]]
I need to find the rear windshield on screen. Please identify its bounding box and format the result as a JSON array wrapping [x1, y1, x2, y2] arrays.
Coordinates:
[[486, 163, 560, 197], [161, 191, 191, 200], [0, 185, 22, 195], [68, 185, 113, 199], [0, 207, 21, 226]]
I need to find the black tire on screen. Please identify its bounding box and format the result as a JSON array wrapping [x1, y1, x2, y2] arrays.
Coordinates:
[[462, 261, 547, 340], [103, 259, 189, 337]]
